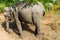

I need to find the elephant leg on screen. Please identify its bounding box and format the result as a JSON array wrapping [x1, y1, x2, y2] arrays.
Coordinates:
[[32, 13, 42, 38], [35, 19, 41, 37], [14, 11, 23, 38], [34, 19, 41, 37], [5, 16, 11, 33]]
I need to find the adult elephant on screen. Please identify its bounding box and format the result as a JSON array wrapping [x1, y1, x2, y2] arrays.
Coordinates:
[[4, 2, 45, 38]]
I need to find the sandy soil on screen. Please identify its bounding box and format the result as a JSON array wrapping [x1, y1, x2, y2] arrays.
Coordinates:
[[0, 13, 60, 40]]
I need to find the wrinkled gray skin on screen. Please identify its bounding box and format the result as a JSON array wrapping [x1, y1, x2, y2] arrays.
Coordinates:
[[4, 2, 45, 38]]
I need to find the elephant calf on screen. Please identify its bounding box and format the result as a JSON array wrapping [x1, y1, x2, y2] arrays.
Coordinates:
[[4, 2, 45, 38]]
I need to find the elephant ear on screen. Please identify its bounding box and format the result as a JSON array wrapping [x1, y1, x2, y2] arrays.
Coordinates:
[[10, 7, 15, 12], [15, 2, 27, 12], [12, 5, 16, 12]]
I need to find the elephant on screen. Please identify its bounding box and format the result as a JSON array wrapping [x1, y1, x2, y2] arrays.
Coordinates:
[[4, 2, 45, 38]]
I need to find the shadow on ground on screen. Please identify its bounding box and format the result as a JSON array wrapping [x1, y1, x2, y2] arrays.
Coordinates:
[[2, 21, 35, 36]]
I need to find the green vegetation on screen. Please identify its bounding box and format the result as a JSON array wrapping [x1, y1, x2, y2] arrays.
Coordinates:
[[0, 0, 60, 13], [0, 0, 20, 12]]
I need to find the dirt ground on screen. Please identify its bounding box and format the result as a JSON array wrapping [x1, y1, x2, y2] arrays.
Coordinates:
[[0, 12, 60, 40]]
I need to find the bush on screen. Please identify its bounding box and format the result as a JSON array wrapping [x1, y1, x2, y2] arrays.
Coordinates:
[[0, 0, 59, 13]]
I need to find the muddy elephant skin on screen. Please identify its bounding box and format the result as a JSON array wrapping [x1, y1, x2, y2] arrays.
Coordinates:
[[4, 2, 45, 38]]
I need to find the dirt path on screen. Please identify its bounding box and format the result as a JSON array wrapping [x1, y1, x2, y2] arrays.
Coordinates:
[[0, 14, 60, 40]]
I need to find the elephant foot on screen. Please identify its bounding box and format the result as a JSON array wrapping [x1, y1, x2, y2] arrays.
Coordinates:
[[36, 35, 40, 38], [36, 34, 42, 40], [19, 35, 27, 40], [6, 28, 12, 33]]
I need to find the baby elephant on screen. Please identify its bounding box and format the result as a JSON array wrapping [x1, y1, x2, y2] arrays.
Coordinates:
[[4, 2, 45, 38]]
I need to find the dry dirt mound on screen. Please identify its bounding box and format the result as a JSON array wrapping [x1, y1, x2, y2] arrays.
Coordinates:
[[0, 14, 60, 40]]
